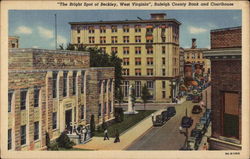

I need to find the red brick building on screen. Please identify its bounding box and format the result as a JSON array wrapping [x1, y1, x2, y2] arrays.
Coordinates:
[[8, 48, 115, 150], [204, 26, 242, 150]]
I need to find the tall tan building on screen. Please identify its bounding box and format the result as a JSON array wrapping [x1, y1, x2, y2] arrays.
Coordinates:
[[69, 13, 181, 103], [8, 36, 19, 48]]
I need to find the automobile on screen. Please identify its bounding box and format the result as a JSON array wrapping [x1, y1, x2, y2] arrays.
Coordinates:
[[192, 95, 202, 103], [195, 123, 206, 134], [191, 128, 203, 144], [186, 94, 193, 101], [187, 137, 199, 150], [167, 106, 176, 117], [161, 111, 170, 122], [192, 105, 202, 114], [153, 115, 164, 126], [181, 116, 193, 128]]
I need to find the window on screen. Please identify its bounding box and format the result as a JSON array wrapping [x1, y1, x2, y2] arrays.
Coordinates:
[[162, 37, 166, 42], [147, 81, 154, 89], [34, 87, 40, 107], [147, 47, 153, 54], [100, 36, 106, 44], [146, 36, 153, 43], [100, 47, 106, 53], [77, 37, 80, 44], [135, 69, 141, 76], [109, 101, 112, 113], [88, 37, 95, 43], [52, 112, 57, 129], [135, 36, 141, 43], [111, 36, 118, 44], [162, 69, 166, 76], [52, 72, 58, 98], [104, 102, 107, 114], [63, 71, 68, 97], [135, 47, 141, 54], [100, 26, 106, 33], [111, 25, 117, 33], [162, 91, 166, 98], [147, 57, 154, 65], [34, 121, 39, 141], [20, 89, 27, 110], [81, 71, 85, 93], [146, 25, 153, 32], [81, 105, 84, 119], [162, 46, 166, 54], [122, 69, 130, 76], [123, 81, 129, 97], [109, 79, 112, 92], [98, 81, 102, 94], [77, 27, 80, 34], [104, 80, 107, 93], [135, 81, 141, 97], [161, 25, 166, 32], [8, 91, 13, 112], [123, 36, 129, 43], [73, 71, 77, 95], [135, 58, 141, 65], [123, 47, 129, 54], [20, 125, 26, 145], [135, 25, 141, 32], [111, 47, 118, 54], [88, 26, 95, 33], [123, 25, 129, 32], [162, 57, 166, 65], [162, 81, 166, 89], [98, 104, 101, 116], [147, 69, 153, 76], [8, 129, 11, 150], [123, 58, 129, 66]]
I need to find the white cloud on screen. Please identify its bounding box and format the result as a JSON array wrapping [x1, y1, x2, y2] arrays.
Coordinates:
[[32, 46, 39, 48], [207, 23, 217, 28], [15, 26, 32, 35], [57, 35, 67, 45], [188, 26, 208, 34], [37, 26, 53, 39], [205, 45, 211, 49]]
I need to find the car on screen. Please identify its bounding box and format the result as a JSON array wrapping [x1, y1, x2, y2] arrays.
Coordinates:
[[187, 137, 199, 150], [181, 116, 193, 128], [191, 128, 203, 144], [192, 95, 202, 103], [161, 111, 170, 122], [153, 115, 164, 126], [167, 106, 176, 117], [192, 105, 202, 114], [195, 123, 206, 134], [186, 94, 193, 101]]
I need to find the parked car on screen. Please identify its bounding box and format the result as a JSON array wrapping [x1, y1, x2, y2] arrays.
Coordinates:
[[187, 137, 198, 150], [153, 115, 164, 126], [191, 128, 203, 144], [161, 111, 170, 122], [186, 94, 193, 101], [195, 123, 206, 134], [192, 105, 202, 114], [167, 106, 176, 117], [192, 95, 202, 103], [181, 116, 193, 128]]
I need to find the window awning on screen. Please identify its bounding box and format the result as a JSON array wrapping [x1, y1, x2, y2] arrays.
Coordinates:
[[146, 25, 153, 29], [146, 36, 153, 40]]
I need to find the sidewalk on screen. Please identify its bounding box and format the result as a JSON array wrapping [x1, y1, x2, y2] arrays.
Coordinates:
[[73, 109, 163, 150]]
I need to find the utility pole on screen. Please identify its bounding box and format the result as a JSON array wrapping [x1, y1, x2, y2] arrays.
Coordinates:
[[55, 14, 57, 50]]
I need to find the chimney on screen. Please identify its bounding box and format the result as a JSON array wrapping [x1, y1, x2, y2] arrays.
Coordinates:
[[150, 13, 166, 20], [191, 38, 197, 49]]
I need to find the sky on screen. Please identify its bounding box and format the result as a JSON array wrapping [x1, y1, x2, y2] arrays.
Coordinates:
[[9, 10, 241, 49]]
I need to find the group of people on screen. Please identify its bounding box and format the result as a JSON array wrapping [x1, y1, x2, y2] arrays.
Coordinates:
[[75, 125, 89, 143], [103, 128, 120, 143]]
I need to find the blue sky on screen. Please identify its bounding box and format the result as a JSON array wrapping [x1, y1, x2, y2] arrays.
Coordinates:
[[9, 10, 241, 49]]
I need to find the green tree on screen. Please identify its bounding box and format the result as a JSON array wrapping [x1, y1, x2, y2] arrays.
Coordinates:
[[90, 114, 95, 137], [141, 84, 150, 110], [130, 86, 136, 109], [116, 87, 124, 107]]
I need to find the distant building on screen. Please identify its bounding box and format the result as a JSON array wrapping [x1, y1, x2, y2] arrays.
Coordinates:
[[8, 48, 115, 150], [8, 36, 19, 48], [179, 47, 184, 78], [69, 13, 181, 103], [204, 26, 242, 150]]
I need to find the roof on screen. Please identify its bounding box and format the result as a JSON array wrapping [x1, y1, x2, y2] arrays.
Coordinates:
[[211, 26, 241, 33]]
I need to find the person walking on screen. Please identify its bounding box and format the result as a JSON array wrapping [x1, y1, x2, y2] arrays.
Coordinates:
[[103, 128, 109, 140], [82, 127, 87, 142], [114, 129, 120, 143]]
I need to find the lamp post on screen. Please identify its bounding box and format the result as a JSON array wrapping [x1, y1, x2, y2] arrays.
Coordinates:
[[171, 80, 176, 103]]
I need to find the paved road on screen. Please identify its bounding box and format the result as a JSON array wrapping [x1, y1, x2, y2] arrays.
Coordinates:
[[126, 101, 203, 150]]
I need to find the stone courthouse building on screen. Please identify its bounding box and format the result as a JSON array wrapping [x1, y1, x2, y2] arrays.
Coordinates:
[[69, 13, 181, 103], [204, 26, 242, 150], [8, 48, 114, 150]]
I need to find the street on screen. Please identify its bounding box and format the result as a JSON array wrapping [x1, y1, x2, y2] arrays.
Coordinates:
[[126, 100, 204, 150]]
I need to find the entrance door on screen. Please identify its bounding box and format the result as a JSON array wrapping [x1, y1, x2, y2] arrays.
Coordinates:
[[65, 109, 72, 133]]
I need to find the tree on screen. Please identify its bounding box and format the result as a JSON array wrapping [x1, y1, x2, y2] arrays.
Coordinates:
[[141, 84, 150, 110], [116, 87, 124, 107], [56, 132, 75, 149], [130, 86, 136, 110], [90, 114, 95, 137]]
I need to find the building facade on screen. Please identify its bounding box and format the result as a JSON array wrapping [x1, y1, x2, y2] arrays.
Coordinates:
[[204, 26, 242, 150], [8, 48, 115, 150], [8, 36, 19, 48], [69, 13, 181, 103]]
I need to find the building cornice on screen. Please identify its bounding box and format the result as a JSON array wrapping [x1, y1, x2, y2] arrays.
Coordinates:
[[9, 48, 89, 55], [203, 48, 241, 59]]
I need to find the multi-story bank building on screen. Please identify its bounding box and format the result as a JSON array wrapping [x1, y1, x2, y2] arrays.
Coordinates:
[[69, 13, 181, 103], [8, 48, 114, 150]]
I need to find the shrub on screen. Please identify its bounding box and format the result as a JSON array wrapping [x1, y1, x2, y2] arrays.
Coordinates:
[[56, 132, 75, 149], [45, 132, 50, 150], [114, 107, 124, 122], [48, 140, 59, 151], [90, 115, 95, 137]]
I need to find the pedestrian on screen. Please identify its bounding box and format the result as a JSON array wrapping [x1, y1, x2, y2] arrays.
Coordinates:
[[202, 143, 208, 150], [114, 129, 120, 143], [151, 113, 155, 122], [82, 126, 87, 142], [103, 128, 109, 140]]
